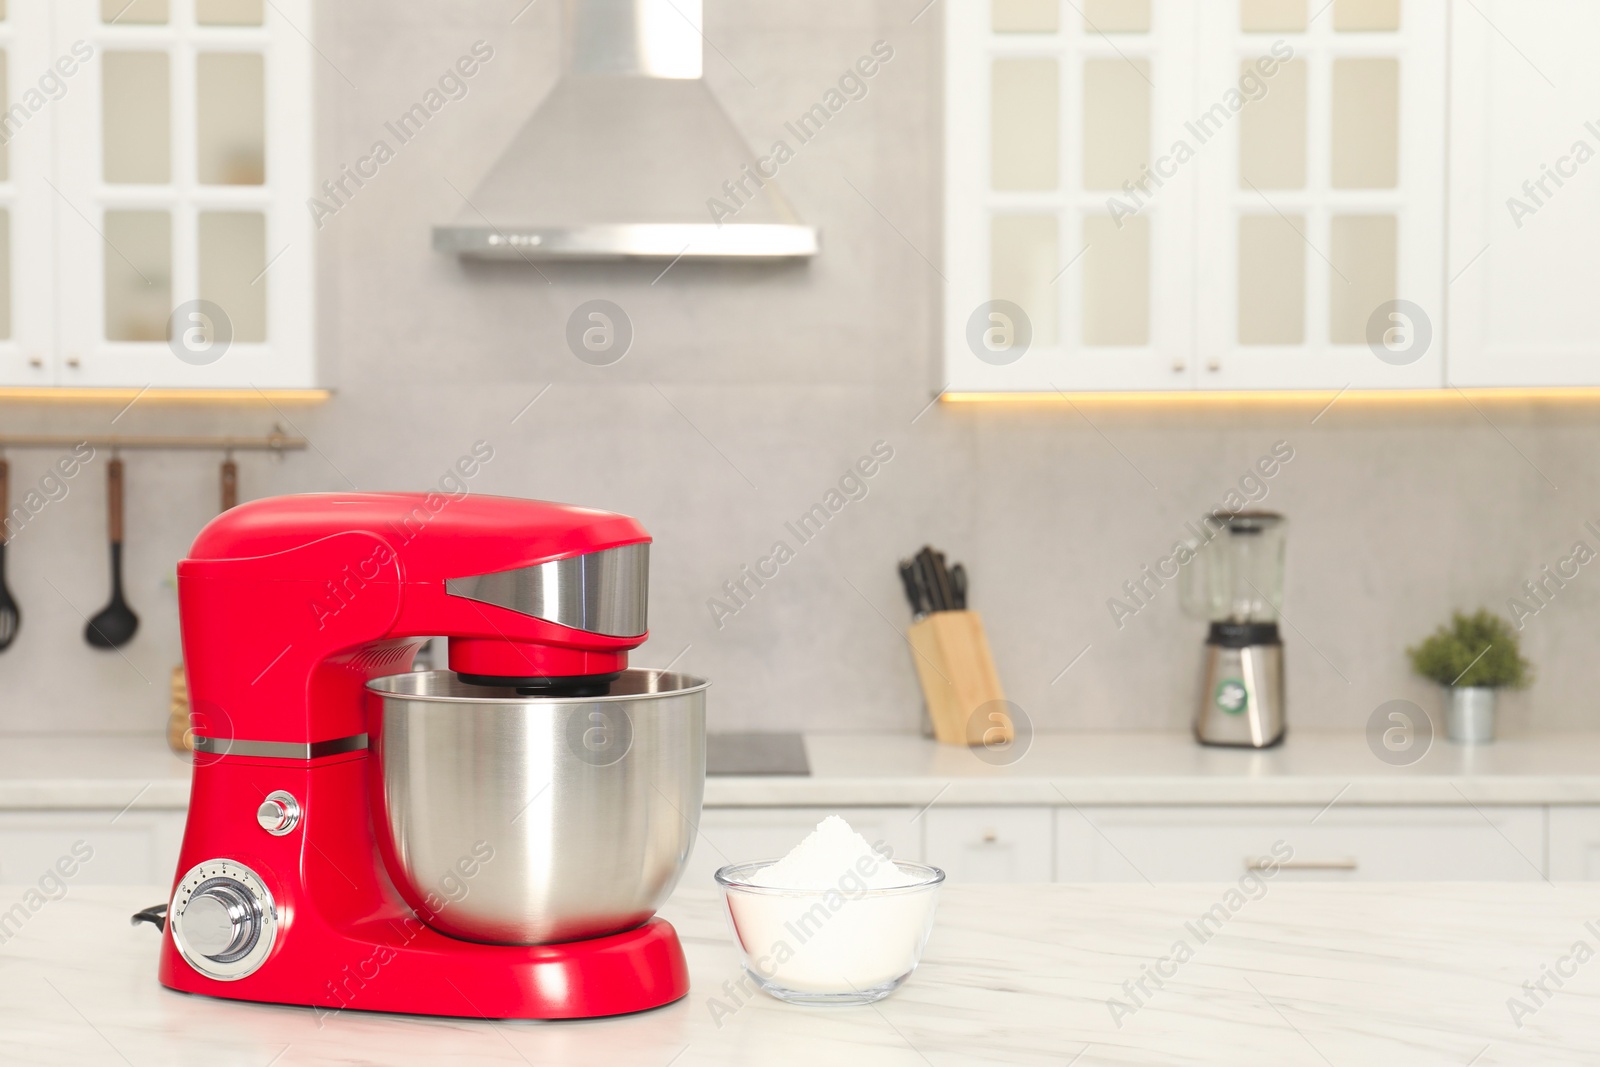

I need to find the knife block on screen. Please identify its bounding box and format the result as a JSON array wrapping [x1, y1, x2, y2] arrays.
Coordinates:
[[906, 610, 1011, 747]]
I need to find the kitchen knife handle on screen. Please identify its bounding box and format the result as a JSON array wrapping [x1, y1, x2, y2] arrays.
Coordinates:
[[950, 563, 968, 610], [930, 549, 956, 612], [107, 458, 124, 545], [914, 558, 935, 615], [915, 549, 944, 612], [898, 560, 925, 617]]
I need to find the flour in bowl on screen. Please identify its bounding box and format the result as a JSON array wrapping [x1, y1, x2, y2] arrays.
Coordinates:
[[748, 815, 914, 889], [719, 815, 942, 998]]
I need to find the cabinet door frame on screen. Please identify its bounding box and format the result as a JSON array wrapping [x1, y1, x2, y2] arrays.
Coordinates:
[[0, 0, 59, 387], [1055, 804, 1547, 882], [26, 0, 313, 389], [945, 0, 1450, 395], [1193, 0, 1447, 391], [1446, 0, 1600, 387], [922, 805, 1055, 883], [1549, 806, 1600, 882], [943, 0, 1198, 394]]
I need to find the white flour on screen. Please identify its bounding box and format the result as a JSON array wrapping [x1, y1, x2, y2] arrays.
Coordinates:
[[723, 816, 939, 995], [749, 815, 912, 889]]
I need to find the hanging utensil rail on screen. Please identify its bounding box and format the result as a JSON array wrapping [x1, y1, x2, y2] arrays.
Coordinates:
[[0, 432, 305, 452]]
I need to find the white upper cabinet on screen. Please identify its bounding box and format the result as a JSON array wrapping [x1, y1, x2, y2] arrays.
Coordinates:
[[0, 0, 60, 385], [945, 0, 1593, 394], [1194, 0, 1445, 391], [945, 0, 1198, 392], [0, 0, 313, 390], [1447, 0, 1600, 387]]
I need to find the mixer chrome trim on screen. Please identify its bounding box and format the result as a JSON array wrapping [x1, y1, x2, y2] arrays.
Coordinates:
[[191, 733, 368, 759], [444, 543, 648, 637], [365, 668, 707, 704]]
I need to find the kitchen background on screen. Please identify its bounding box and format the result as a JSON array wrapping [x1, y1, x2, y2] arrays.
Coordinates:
[[1, 0, 1593, 739]]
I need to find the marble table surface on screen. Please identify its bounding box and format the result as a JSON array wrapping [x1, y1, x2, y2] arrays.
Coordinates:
[[6, 882, 1600, 1065], [10, 730, 1600, 811]]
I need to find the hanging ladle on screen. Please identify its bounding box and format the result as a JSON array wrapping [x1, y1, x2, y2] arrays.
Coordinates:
[[86, 456, 139, 649], [0, 457, 18, 651]]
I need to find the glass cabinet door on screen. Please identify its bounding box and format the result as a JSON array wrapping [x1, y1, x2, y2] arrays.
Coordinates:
[[1192, 0, 1444, 390], [946, 0, 1448, 394], [945, 0, 1196, 392], [47, 0, 311, 388], [0, 0, 58, 386]]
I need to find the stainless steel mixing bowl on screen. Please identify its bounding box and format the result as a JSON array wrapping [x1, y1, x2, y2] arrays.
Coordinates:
[[365, 668, 707, 945]]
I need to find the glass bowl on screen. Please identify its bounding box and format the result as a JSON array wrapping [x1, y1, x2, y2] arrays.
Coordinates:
[[713, 860, 944, 1005]]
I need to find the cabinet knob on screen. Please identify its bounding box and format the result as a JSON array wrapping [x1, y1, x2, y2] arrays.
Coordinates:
[[981, 829, 998, 844], [1171, 360, 1186, 373], [65, 357, 81, 369], [27, 356, 42, 369], [1207, 360, 1221, 373]]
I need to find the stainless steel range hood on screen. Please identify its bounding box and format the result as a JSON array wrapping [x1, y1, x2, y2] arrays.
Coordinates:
[[434, 0, 818, 261]]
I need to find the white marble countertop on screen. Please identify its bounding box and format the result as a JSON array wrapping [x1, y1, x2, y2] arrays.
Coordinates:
[[8, 730, 1600, 811], [7, 883, 1600, 1065]]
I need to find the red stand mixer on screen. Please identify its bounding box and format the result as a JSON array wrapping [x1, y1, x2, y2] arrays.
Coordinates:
[[155, 492, 707, 1019]]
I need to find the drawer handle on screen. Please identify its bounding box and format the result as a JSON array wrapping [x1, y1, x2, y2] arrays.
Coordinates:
[[1247, 857, 1357, 871]]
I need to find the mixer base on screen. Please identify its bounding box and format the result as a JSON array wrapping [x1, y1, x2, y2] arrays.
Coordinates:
[[160, 915, 692, 1020]]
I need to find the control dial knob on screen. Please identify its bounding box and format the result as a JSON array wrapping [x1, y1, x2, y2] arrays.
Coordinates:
[[170, 859, 278, 981], [179, 880, 259, 960]]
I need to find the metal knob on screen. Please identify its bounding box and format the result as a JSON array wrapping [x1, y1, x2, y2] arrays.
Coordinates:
[[170, 859, 278, 980], [256, 790, 301, 836], [982, 829, 999, 844], [1207, 359, 1221, 372], [178, 881, 259, 961], [1172, 360, 1186, 373]]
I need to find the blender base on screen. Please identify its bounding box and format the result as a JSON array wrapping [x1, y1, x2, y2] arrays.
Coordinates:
[[161, 915, 691, 1020], [1195, 728, 1288, 749], [1193, 630, 1286, 748]]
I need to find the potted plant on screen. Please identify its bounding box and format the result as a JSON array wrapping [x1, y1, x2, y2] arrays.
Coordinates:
[[1406, 609, 1533, 743]]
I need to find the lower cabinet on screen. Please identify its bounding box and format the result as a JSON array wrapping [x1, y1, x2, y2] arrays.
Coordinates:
[[11, 801, 1600, 889], [1057, 805, 1548, 882], [922, 807, 1054, 883], [695, 804, 1563, 884], [1550, 807, 1600, 881], [0, 810, 187, 887]]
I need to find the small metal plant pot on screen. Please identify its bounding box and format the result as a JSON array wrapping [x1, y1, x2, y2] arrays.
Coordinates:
[[1446, 686, 1497, 743]]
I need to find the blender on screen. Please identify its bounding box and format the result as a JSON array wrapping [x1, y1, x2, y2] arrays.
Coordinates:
[[1183, 511, 1287, 748]]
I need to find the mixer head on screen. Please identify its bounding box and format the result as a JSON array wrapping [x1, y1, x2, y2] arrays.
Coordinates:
[[447, 541, 649, 694], [179, 493, 653, 737]]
